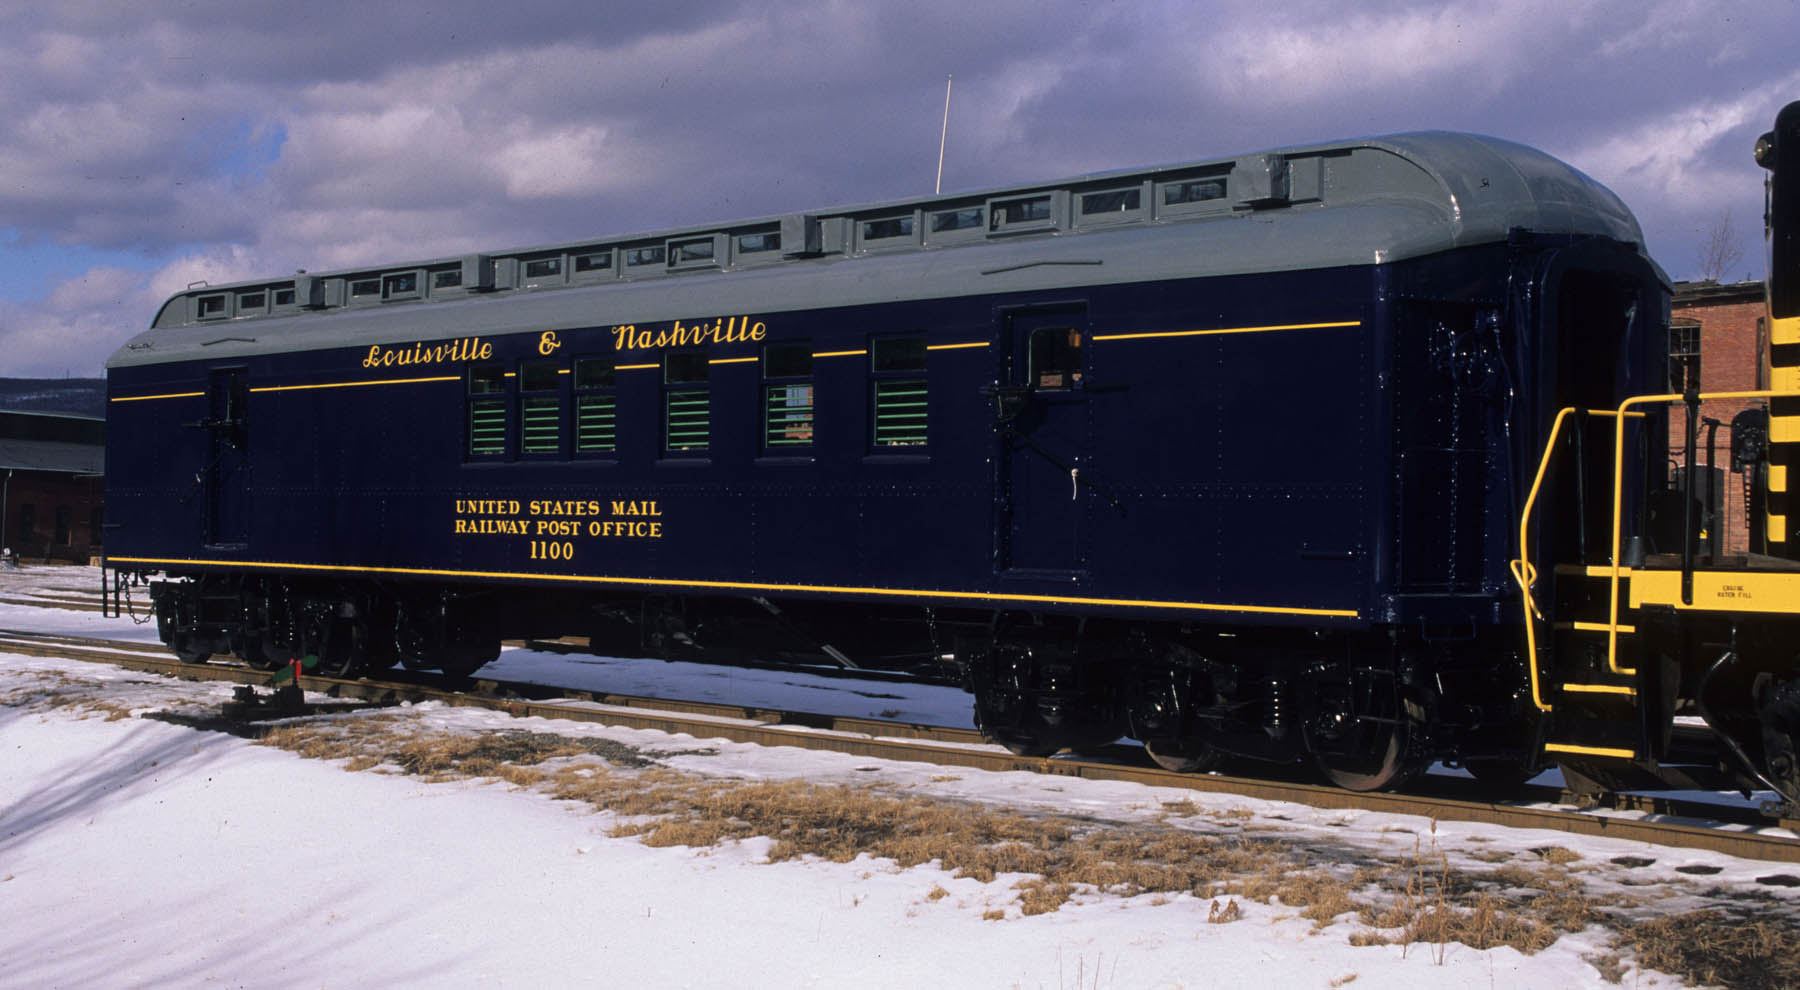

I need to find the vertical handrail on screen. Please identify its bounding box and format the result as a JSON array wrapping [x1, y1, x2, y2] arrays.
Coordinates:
[[1607, 389, 1800, 676], [1515, 407, 1655, 710], [1513, 407, 1579, 712], [1681, 391, 1699, 606], [1605, 393, 1673, 676]]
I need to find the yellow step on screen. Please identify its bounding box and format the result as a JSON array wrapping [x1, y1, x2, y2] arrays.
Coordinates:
[[1560, 682, 1636, 698], [1544, 741, 1637, 759], [1555, 621, 1637, 635], [1552, 564, 1635, 577]]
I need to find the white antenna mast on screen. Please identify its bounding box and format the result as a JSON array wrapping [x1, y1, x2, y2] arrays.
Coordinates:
[[935, 75, 953, 195]]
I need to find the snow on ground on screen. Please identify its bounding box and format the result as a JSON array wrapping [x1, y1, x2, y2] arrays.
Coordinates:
[[1, 565, 1794, 988], [485, 646, 980, 729]]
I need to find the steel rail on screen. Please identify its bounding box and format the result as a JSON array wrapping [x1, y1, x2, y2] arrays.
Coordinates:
[[4, 629, 1798, 864], [0, 596, 109, 612]]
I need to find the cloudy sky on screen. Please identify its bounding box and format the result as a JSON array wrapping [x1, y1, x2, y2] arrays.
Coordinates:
[[2, 1, 1795, 377]]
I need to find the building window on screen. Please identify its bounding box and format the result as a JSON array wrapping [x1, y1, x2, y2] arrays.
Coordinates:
[[574, 358, 617, 454], [16, 503, 35, 546], [665, 351, 709, 453], [763, 341, 814, 449], [467, 364, 508, 458], [871, 336, 928, 447], [1670, 320, 1701, 393]]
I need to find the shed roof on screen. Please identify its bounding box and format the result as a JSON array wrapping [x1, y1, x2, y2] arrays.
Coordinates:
[[0, 439, 103, 476]]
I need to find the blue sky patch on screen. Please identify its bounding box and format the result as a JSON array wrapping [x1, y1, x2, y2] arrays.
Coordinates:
[[213, 119, 288, 184], [0, 231, 157, 303]]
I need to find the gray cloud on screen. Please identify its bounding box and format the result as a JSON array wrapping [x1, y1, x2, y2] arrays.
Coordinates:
[[0, 0, 1792, 375]]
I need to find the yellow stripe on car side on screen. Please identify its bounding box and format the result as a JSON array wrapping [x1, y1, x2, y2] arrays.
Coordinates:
[[107, 555, 1361, 620]]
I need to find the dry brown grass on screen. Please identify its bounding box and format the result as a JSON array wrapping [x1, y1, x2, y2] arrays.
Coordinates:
[[29, 678, 1800, 979], [1531, 845, 1583, 866], [247, 714, 1620, 942], [1341, 832, 1623, 961], [1015, 878, 1075, 916], [256, 719, 687, 777], [258, 716, 406, 762], [233, 709, 1800, 965], [53, 663, 1800, 975], [1, 671, 139, 721], [1619, 910, 1800, 990], [1237, 866, 1359, 930], [1295, 876, 1359, 927], [253, 715, 1324, 918], [1483, 864, 1557, 891], [84, 700, 136, 721], [560, 771, 1301, 914], [1585, 951, 1627, 984], [1393, 894, 1560, 953]]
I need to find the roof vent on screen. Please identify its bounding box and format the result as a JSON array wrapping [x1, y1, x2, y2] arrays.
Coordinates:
[[1231, 154, 1291, 207], [490, 257, 518, 290], [463, 254, 496, 292], [781, 214, 822, 257], [295, 275, 325, 309]]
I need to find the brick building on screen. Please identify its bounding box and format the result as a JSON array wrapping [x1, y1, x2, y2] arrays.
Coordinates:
[[0, 410, 105, 562], [1668, 279, 1768, 554]]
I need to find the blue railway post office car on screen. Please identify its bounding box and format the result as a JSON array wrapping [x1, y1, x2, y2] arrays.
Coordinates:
[[106, 129, 1672, 792]]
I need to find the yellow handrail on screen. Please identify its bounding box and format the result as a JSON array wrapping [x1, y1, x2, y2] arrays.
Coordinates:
[[1513, 407, 1645, 712], [1605, 389, 1800, 676], [1512, 406, 1577, 713]]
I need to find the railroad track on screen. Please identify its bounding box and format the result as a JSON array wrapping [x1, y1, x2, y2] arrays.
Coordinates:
[[0, 594, 110, 613], [4, 627, 1798, 864]]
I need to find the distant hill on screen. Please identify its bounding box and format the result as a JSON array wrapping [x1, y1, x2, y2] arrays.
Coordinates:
[[0, 378, 106, 418]]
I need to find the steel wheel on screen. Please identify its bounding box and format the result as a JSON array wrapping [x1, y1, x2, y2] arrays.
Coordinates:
[[998, 734, 1061, 758], [1143, 738, 1227, 774], [170, 635, 210, 665], [1308, 714, 1422, 792]]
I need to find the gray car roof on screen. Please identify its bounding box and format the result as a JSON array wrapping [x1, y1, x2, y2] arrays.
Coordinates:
[[111, 130, 1651, 370]]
